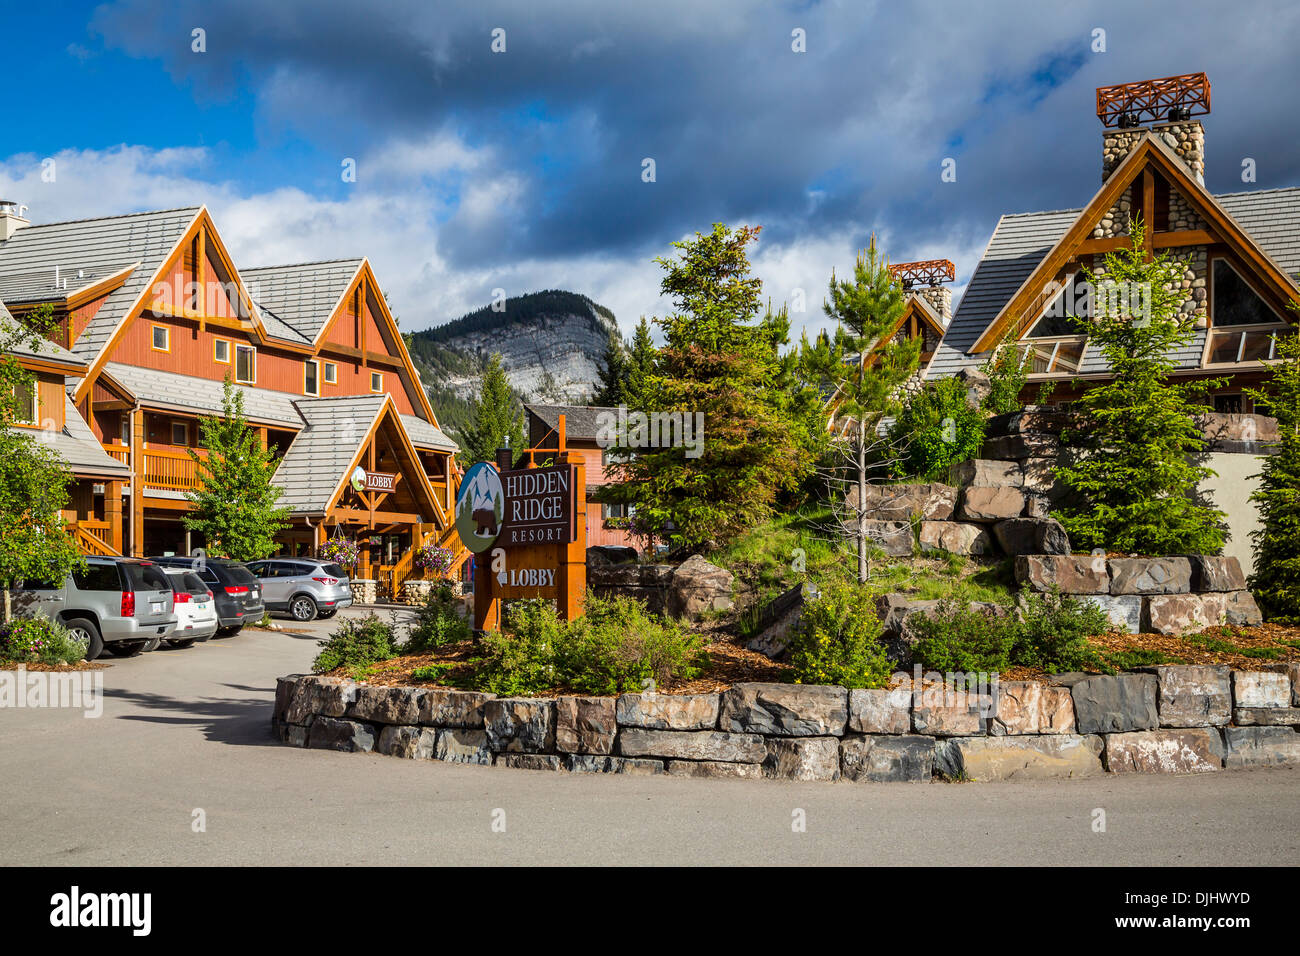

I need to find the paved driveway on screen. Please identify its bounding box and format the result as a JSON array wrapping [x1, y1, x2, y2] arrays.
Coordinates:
[[1, 611, 1298, 866]]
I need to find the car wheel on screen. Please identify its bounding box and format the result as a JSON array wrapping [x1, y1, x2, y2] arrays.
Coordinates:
[[290, 595, 319, 622], [64, 617, 103, 662], [215, 625, 242, 638], [317, 609, 338, 619], [166, 638, 197, 649], [108, 641, 148, 658], [144, 637, 162, 652]]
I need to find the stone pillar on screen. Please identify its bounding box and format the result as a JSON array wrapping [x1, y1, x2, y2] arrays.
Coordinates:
[[1103, 120, 1204, 184]]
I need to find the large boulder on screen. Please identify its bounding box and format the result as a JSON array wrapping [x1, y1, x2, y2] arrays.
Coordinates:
[[589, 562, 673, 615], [615, 693, 719, 731], [958, 486, 1026, 522], [1104, 729, 1224, 774], [919, 521, 992, 556], [586, 545, 639, 567], [854, 520, 914, 557], [554, 696, 617, 755], [307, 716, 376, 753], [377, 725, 437, 759], [742, 583, 808, 660], [618, 728, 766, 763], [1146, 594, 1220, 636], [1233, 671, 1291, 709], [482, 698, 556, 753], [875, 594, 943, 664], [848, 687, 912, 734], [1078, 594, 1143, 633], [1015, 554, 1110, 594], [498, 754, 564, 772], [1057, 673, 1158, 734], [1222, 727, 1300, 767], [665, 760, 763, 780], [666, 554, 734, 620], [1020, 457, 1060, 497], [953, 367, 992, 408], [1108, 557, 1193, 595], [719, 682, 848, 736], [1188, 555, 1247, 592], [991, 517, 1070, 555], [1223, 590, 1263, 626], [840, 735, 933, 783], [419, 689, 496, 728], [348, 685, 424, 725], [762, 737, 841, 782], [1232, 707, 1300, 726], [985, 407, 1074, 438], [911, 684, 993, 736], [948, 735, 1104, 781], [991, 681, 1076, 735], [285, 675, 358, 724], [949, 459, 1022, 489], [435, 728, 493, 764], [848, 483, 958, 521], [981, 433, 1060, 461], [1152, 665, 1232, 727]]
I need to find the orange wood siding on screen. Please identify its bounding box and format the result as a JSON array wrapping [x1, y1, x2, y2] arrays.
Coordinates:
[[70, 294, 111, 346]]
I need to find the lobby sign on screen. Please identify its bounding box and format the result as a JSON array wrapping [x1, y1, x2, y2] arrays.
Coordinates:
[[349, 466, 397, 494]]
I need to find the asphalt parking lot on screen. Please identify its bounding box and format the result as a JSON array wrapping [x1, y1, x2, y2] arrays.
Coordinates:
[[2, 606, 1299, 866]]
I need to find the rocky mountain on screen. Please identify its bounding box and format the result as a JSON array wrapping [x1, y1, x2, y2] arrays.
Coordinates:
[[405, 290, 617, 442]]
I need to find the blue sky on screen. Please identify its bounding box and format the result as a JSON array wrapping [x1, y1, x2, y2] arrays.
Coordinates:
[[3, 0, 1298, 336]]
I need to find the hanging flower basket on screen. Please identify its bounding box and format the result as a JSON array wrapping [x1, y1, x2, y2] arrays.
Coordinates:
[[414, 544, 454, 576], [318, 536, 359, 567]]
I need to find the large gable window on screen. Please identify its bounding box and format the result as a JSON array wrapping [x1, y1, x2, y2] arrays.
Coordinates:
[[1205, 259, 1290, 366], [1018, 271, 1090, 375]]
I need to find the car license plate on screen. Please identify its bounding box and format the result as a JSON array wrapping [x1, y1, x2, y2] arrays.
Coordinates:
[[251, 589, 259, 600], [151, 601, 164, 613]]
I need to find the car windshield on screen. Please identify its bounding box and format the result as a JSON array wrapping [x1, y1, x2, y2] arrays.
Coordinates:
[[124, 563, 172, 592], [182, 573, 209, 595], [320, 564, 348, 579], [223, 564, 257, 586]]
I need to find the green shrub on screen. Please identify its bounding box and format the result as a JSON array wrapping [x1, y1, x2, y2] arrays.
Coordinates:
[[469, 600, 562, 696], [557, 594, 704, 695], [312, 614, 400, 673], [981, 340, 1031, 415], [889, 377, 985, 481], [406, 585, 471, 652], [911, 590, 1113, 674], [910, 600, 1016, 673], [0, 617, 87, 665], [786, 581, 896, 688]]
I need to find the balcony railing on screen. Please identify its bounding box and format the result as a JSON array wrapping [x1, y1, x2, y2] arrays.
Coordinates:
[[102, 442, 129, 464], [142, 446, 207, 492]]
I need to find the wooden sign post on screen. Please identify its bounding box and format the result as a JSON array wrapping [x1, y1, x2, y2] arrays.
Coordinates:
[[466, 416, 586, 632]]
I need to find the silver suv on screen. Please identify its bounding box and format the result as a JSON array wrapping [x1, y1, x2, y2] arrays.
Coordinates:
[[244, 558, 353, 622], [9, 557, 177, 661]]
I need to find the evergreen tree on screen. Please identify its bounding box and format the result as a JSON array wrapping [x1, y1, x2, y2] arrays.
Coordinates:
[[605, 224, 814, 551], [803, 237, 919, 581], [183, 377, 291, 561], [590, 328, 628, 407], [1055, 223, 1227, 554], [462, 353, 525, 465], [1245, 326, 1300, 621], [623, 316, 657, 411], [0, 305, 82, 619]]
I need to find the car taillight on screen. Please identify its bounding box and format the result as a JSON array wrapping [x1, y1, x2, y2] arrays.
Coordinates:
[[225, 585, 248, 595], [174, 591, 191, 603], [121, 591, 135, 616], [312, 576, 338, 586], [204, 591, 214, 601]]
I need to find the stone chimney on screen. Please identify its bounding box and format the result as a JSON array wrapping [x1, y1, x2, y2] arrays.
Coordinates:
[[914, 284, 952, 325], [889, 259, 955, 327], [0, 200, 29, 241], [1103, 120, 1205, 184], [1096, 73, 1210, 185]]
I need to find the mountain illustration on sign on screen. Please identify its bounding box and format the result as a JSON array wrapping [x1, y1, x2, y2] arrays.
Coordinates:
[[454, 462, 505, 553]]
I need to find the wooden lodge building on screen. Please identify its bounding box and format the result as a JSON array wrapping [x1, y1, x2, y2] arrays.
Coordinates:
[[927, 73, 1300, 406], [0, 203, 467, 597]]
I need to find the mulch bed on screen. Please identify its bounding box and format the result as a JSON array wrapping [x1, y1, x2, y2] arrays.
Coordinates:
[[0, 660, 109, 672]]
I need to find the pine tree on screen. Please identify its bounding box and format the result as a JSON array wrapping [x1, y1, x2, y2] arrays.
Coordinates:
[[605, 224, 814, 551], [590, 328, 628, 406], [1246, 326, 1300, 621], [623, 316, 657, 411], [1055, 223, 1227, 554], [0, 305, 82, 619], [803, 237, 919, 582], [462, 353, 525, 465], [183, 377, 291, 561]]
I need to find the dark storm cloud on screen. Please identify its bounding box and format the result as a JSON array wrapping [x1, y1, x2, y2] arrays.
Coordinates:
[[90, 0, 1300, 275]]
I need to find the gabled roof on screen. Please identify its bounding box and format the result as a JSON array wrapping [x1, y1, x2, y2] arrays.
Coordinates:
[[901, 292, 948, 338], [929, 180, 1300, 380], [526, 404, 615, 441], [241, 259, 364, 344], [274, 394, 388, 514], [1, 299, 86, 370], [5, 396, 130, 479], [0, 208, 200, 362], [400, 413, 458, 453]]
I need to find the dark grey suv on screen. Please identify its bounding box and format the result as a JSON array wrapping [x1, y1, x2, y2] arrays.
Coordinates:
[[10, 557, 177, 661]]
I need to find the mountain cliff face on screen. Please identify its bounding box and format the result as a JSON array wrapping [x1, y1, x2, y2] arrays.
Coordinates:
[[405, 290, 616, 441]]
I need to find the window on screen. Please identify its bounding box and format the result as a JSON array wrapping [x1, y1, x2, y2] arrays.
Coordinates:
[[304, 360, 319, 396], [602, 502, 632, 521], [170, 422, 189, 446], [323, 362, 337, 385], [213, 339, 230, 364], [13, 380, 37, 425], [71, 563, 122, 592], [151, 324, 170, 352], [370, 371, 383, 393], [1017, 271, 1091, 375], [1214, 393, 1244, 414], [235, 345, 256, 384], [1205, 259, 1290, 367]]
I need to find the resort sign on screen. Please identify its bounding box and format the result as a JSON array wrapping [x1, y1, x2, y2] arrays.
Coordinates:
[[496, 462, 577, 546]]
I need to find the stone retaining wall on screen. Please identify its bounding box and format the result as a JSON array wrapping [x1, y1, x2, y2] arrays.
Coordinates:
[[272, 666, 1300, 783]]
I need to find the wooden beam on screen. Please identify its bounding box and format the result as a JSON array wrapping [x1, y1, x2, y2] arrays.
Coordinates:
[[1142, 169, 1155, 261], [329, 507, 421, 524]]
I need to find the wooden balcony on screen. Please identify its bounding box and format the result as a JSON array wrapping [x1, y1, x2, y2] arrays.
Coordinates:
[[142, 446, 207, 492], [102, 442, 129, 464]]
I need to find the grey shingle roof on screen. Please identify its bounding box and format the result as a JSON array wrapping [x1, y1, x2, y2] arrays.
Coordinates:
[[6, 396, 131, 478], [526, 404, 615, 441], [273, 395, 386, 514], [400, 413, 458, 453], [103, 362, 304, 427], [928, 185, 1300, 381], [241, 259, 363, 344], [1, 299, 86, 368], [0, 207, 200, 363]]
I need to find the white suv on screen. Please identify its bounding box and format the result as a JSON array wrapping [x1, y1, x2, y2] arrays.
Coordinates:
[[161, 568, 219, 647]]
